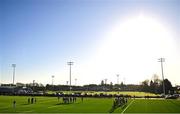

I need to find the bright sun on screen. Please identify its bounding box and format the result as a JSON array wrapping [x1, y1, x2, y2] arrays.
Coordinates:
[[104, 14, 174, 57], [82, 14, 176, 84]]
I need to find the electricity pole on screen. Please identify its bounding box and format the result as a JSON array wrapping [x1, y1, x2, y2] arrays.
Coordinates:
[[12, 64, 16, 85], [158, 58, 166, 96], [67, 61, 73, 91]]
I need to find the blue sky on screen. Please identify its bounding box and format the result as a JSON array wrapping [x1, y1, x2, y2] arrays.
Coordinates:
[[1, 0, 180, 85]]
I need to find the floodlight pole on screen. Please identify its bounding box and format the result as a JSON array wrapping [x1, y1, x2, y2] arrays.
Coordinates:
[[52, 75, 55, 85], [117, 74, 119, 85], [67, 61, 73, 91], [75, 78, 77, 86], [33, 80, 35, 92], [105, 79, 107, 85], [12, 64, 16, 85], [123, 77, 126, 85], [158, 58, 166, 96]]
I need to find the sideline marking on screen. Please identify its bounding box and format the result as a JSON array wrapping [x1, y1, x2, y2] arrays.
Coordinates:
[[121, 100, 135, 114]]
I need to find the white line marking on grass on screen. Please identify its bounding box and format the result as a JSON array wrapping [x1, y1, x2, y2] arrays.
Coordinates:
[[121, 100, 135, 114]]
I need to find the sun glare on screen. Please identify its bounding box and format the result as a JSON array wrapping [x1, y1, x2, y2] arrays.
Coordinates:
[[85, 15, 176, 84]]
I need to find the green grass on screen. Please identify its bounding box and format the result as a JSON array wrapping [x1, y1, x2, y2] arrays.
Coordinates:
[[0, 96, 113, 113], [0, 96, 180, 113], [114, 99, 180, 113]]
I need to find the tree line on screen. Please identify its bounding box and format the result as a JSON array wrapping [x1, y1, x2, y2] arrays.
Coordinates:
[[1, 74, 176, 94], [140, 74, 173, 94]]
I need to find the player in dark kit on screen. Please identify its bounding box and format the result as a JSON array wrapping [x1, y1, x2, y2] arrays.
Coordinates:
[[13, 100, 16, 108], [28, 98, 30, 104]]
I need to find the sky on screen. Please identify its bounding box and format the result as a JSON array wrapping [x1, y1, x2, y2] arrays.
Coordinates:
[[0, 0, 180, 86]]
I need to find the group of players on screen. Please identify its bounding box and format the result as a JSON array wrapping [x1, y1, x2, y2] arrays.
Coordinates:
[[58, 96, 84, 104], [13, 96, 128, 109], [28, 97, 37, 104], [62, 97, 77, 104], [12, 97, 37, 108], [113, 97, 128, 108]]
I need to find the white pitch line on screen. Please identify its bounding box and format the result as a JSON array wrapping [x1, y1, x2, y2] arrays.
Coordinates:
[[121, 100, 135, 114]]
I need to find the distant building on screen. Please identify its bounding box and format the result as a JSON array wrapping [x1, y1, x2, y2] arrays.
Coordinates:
[[0, 86, 33, 95], [0, 86, 15, 94]]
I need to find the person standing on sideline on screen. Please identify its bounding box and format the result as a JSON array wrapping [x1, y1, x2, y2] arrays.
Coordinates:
[[13, 100, 16, 108], [34, 98, 37, 103], [31, 97, 34, 104], [58, 96, 60, 101], [28, 98, 30, 104], [81, 96, 83, 102]]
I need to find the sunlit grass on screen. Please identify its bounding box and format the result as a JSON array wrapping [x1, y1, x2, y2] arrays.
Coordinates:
[[1, 96, 179, 113], [47, 91, 159, 96]]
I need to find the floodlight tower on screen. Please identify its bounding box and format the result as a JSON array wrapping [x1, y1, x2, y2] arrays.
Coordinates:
[[105, 78, 107, 85], [33, 80, 35, 92], [33, 80, 35, 86], [75, 78, 77, 86], [67, 61, 73, 91], [12, 64, 16, 85], [158, 58, 166, 96], [52, 75, 55, 85], [117, 74, 119, 85], [123, 77, 126, 85]]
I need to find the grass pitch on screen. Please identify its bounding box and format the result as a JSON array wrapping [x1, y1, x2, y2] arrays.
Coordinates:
[[0, 96, 180, 113], [0, 96, 113, 113], [114, 99, 180, 113]]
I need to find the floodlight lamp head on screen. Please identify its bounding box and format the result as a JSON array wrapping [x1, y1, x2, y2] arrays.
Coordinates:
[[12, 64, 16, 67], [158, 58, 165, 62], [67, 61, 74, 65]]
